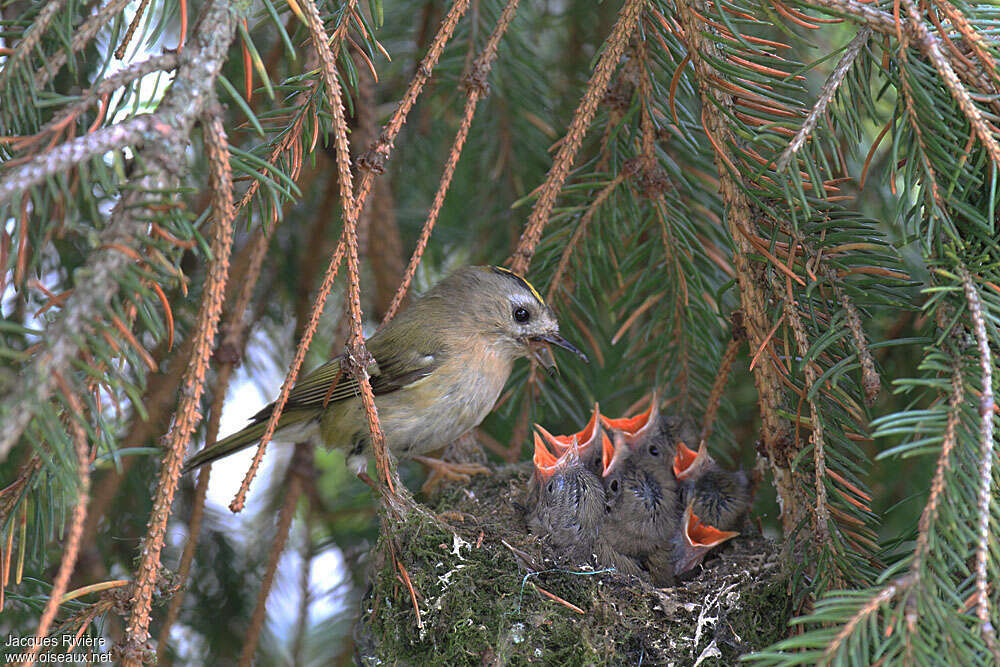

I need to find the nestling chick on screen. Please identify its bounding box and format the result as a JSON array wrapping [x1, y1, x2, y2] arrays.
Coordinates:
[[182, 266, 587, 480], [600, 427, 679, 565], [527, 432, 605, 560], [671, 441, 752, 576], [673, 441, 752, 531], [527, 431, 644, 578], [672, 501, 740, 575], [533, 403, 605, 475]]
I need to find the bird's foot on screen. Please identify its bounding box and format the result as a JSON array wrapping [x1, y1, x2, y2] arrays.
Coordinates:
[[411, 456, 491, 493]]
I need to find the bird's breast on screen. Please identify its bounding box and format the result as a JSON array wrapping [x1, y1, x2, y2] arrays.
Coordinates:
[[377, 344, 512, 456]]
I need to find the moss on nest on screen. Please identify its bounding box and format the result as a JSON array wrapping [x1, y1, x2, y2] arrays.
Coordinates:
[[357, 463, 789, 665]]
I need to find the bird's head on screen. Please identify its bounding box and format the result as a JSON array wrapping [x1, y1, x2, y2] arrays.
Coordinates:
[[533, 429, 604, 531], [674, 501, 739, 575], [434, 266, 588, 372], [672, 440, 716, 481]]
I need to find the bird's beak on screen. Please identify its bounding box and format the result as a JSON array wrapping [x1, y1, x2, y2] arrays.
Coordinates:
[[601, 433, 615, 474], [533, 431, 559, 477], [574, 403, 601, 451], [602, 431, 630, 478], [534, 423, 571, 454], [600, 391, 658, 445], [532, 332, 589, 364], [674, 503, 739, 575], [673, 440, 713, 480]]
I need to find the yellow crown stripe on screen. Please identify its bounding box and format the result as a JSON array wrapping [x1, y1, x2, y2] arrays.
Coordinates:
[[490, 266, 546, 306]]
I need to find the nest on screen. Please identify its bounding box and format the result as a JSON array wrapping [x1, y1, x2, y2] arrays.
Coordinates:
[[357, 463, 790, 665]]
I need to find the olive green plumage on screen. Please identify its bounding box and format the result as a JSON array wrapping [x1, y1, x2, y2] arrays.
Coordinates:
[[182, 266, 586, 475]]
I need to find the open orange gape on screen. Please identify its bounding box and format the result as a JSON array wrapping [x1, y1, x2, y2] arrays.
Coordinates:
[[525, 393, 752, 583]]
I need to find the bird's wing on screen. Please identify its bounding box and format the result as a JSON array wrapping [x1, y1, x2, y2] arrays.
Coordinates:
[[251, 338, 443, 421]]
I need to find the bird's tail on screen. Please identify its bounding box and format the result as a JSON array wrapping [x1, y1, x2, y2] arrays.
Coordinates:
[[181, 411, 311, 474]]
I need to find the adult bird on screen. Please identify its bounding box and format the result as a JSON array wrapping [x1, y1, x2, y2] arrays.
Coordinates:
[[182, 266, 587, 482]]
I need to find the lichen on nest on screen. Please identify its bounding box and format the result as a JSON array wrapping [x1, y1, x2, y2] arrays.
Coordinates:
[[357, 463, 790, 665]]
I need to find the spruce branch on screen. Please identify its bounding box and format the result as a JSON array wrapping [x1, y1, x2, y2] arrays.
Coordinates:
[[673, 0, 803, 533], [775, 27, 870, 173], [383, 0, 521, 323], [508, 0, 644, 274], [33, 0, 132, 89], [903, 367, 963, 644], [120, 100, 237, 666], [0, 0, 72, 88], [961, 266, 999, 659], [0, 115, 174, 204], [900, 0, 1000, 169], [23, 54, 179, 152], [546, 174, 626, 302], [798, 0, 1000, 167], [0, 0, 236, 464], [24, 383, 90, 666]]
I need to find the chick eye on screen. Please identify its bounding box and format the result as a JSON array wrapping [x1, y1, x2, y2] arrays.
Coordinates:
[[609, 479, 619, 493], [649, 445, 660, 457], [513, 306, 530, 323], [546, 481, 554, 494]]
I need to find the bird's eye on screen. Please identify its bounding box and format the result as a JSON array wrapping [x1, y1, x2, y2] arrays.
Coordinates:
[[609, 479, 619, 493], [546, 481, 554, 493], [513, 306, 530, 323], [649, 445, 660, 457]]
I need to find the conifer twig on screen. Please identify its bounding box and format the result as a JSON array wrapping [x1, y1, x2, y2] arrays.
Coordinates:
[[382, 0, 520, 323], [961, 267, 999, 658], [546, 174, 626, 302], [775, 27, 870, 172], [0, 0, 72, 88], [121, 100, 237, 666], [0, 115, 174, 207], [508, 0, 644, 274], [900, 0, 1000, 169], [903, 368, 962, 637], [33, 0, 133, 89], [24, 385, 90, 666]]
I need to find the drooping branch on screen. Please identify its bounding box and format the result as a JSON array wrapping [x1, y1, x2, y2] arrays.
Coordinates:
[[382, 0, 521, 323], [775, 27, 870, 172], [0, 0, 237, 464], [507, 0, 644, 274], [673, 0, 802, 533], [119, 103, 236, 664], [961, 266, 999, 658]]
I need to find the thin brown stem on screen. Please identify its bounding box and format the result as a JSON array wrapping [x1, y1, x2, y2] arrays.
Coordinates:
[[237, 445, 307, 667], [24, 387, 90, 666], [121, 101, 237, 666], [382, 0, 520, 323], [508, 0, 644, 274], [960, 266, 999, 658]]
